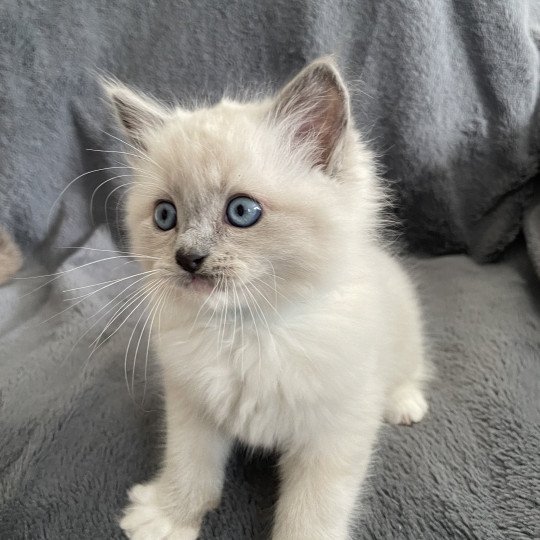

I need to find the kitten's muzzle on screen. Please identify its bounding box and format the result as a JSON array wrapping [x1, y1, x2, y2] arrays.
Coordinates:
[[175, 249, 208, 274]]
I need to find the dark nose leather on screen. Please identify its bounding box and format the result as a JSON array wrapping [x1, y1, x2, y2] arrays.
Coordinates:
[[175, 250, 207, 273]]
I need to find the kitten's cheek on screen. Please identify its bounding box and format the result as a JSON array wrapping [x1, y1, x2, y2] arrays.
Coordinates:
[[138, 260, 153, 272]]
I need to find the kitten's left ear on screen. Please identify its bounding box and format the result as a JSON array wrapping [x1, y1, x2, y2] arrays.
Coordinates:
[[103, 81, 169, 148], [270, 57, 350, 171]]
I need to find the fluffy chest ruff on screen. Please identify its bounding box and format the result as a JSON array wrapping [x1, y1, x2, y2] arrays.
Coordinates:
[[157, 300, 382, 450]]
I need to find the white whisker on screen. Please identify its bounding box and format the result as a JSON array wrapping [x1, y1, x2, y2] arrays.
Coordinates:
[[63, 269, 159, 299], [48, 165, 139, 227], [100, 130, 165, 171], [127, 282, 163, 398], [91, 278, 163, 352], [56, 246, 159, 260], [240, 279, 262, 386], [190, 280, 219, 332], [141, 283, 172, 407], [233, 282, 245, 379], [86, 148, 155, 164], [89, 173, 151, 226]]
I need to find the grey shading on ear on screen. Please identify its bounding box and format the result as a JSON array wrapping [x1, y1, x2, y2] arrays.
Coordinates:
[[271, 57, 351, 171], [103, 80, 169, 148]]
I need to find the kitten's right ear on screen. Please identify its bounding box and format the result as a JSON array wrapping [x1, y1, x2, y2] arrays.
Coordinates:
[[103, 81, 169, 148]]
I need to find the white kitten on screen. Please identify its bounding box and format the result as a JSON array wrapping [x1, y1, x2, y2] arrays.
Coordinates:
[[107, 58, 428, 540]]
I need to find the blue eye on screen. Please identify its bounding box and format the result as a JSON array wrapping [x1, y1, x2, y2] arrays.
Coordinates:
[[226, 196, 262, 228], [154, 201, 177, 231]]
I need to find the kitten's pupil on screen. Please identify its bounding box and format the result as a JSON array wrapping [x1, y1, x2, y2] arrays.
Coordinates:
[[236, 205, 245, 217], [161, 208, 168, 220]]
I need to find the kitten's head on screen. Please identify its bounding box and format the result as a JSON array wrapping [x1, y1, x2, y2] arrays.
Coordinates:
[[106, 59, 381, 313]]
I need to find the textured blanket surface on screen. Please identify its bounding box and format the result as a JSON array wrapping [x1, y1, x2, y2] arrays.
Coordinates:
[[0, 0, 539, 264], [1, 230, 539, 539]]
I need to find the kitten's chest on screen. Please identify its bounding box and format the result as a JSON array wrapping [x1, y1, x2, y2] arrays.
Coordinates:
[[158, 323, 334, 448]]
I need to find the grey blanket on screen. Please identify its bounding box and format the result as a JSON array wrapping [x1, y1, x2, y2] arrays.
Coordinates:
[[1, 1, 540, 539], [0, 0, 539, 262], [1, 230, 539, 539]]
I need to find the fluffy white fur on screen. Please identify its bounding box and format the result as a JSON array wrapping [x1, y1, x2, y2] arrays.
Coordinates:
[[107, 58, 428, 540]]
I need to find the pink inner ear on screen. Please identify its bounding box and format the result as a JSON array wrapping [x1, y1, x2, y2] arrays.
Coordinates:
[[273, 64, 349, 170], [291, 90, 347, 169]]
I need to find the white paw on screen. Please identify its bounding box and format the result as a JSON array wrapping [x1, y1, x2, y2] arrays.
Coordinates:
[[384, 385, 428, 426], [120, 483, 199, 540]]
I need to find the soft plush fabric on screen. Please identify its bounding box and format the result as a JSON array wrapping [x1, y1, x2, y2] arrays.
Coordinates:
[[1, 1, 540, 539], [1, 230, 539, 539], [0, 0, 539, 263]]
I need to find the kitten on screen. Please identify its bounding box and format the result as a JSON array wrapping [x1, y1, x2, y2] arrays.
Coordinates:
[[107, 58, 429, 540]]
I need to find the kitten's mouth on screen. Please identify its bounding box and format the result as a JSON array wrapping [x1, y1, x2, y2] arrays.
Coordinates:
[[185, 274, 214, 294]]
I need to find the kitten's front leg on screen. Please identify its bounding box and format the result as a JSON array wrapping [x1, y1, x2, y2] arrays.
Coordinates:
[[120, 397, 231, 540], [272, 425, 378, 540]]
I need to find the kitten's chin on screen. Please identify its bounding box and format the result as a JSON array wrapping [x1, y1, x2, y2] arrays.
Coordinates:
[[189, 275, 214, 293], [176, 274, 215, 295]]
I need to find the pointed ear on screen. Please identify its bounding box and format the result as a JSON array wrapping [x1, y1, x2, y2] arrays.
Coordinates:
[[270, 58, 350, 171], [103, 81, 169, 148]]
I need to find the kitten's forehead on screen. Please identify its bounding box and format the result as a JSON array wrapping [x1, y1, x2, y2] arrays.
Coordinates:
[[146, 102, 273, 194], [161, 105, 259, 162]]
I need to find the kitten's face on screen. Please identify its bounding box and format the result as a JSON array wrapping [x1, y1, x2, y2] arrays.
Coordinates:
[[109, 59, 370, 313], [126, 107, 342, 309]]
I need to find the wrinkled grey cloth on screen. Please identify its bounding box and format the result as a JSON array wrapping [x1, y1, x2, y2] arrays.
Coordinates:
[[1, 230, 539, 539], [1, 1, 540, 539], [0, 0, 539, 263]]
